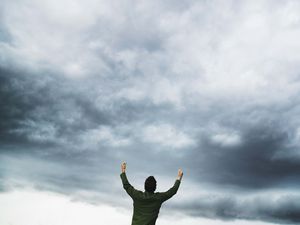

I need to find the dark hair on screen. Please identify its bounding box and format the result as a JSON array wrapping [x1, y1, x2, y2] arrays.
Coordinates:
[[144, 176, 157, 193]]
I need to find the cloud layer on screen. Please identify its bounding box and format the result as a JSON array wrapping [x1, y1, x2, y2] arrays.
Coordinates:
[[1, 0, 300, 224]]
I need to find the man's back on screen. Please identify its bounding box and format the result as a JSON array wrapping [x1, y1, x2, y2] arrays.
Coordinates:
[[120, 163, 183, 225]]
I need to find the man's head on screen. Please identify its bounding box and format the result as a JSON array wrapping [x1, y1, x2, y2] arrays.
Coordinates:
[[144, 176, 157, 193]]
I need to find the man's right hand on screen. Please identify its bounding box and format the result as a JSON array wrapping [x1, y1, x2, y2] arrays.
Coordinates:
[[177, 168, 183, 181], [121, 162, 126, 173]]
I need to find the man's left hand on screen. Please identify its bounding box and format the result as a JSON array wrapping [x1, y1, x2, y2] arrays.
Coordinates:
[[121, 162, 126, 173]]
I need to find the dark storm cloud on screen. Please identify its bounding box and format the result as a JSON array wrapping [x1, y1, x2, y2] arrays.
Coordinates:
[[0, 67, 36, 145], [0, 67, 113, 147], [185, 123, 300, 189], [171, 193, 300, 224], [0, 150, 119, 204]]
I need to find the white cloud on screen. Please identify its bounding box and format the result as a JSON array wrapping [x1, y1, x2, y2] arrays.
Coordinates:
[[211, 133, 242, 147], [0, 189, 127, 225], [0, 189, 276, 225], [0, 0, 112, 77], [80, 126, 131, 148], [142, 124, 195, 149], [2, 0, 300, 108]]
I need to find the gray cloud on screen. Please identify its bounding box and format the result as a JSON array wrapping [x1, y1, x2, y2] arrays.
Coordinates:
[[186, 123, 300, 189], [171, 193, 300, 224]]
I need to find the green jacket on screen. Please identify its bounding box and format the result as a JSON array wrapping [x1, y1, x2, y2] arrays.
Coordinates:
[[120, 172, 181, 225]]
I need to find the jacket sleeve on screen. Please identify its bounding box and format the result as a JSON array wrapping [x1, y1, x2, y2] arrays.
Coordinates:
[[159, 179, 181, 202], [120, 172, 141, 200]]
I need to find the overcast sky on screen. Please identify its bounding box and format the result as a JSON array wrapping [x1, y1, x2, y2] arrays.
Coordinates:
[[1, 0, 300, 224]]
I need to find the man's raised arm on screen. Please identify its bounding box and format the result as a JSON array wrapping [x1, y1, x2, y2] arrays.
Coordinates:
[[120, 162, 141, 199], [159, 168, 183, 202]]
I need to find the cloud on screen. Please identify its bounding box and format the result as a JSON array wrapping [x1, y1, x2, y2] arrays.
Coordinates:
[[1, 0, 300, 224], [172, 191, 300, 224], [210, 133, 242, 147], [80, 125, 132, 148], [142, 123, 195, 149], [185, 123, 300, 191]]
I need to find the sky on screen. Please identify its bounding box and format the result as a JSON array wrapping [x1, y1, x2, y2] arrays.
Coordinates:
[[1, 0, 300, 224]]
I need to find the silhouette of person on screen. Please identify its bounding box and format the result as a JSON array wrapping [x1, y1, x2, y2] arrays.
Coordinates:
[[120, 162, 183, 225]]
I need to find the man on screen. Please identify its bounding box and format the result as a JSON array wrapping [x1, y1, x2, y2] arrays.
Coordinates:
[[120, 162, 183, 225]]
